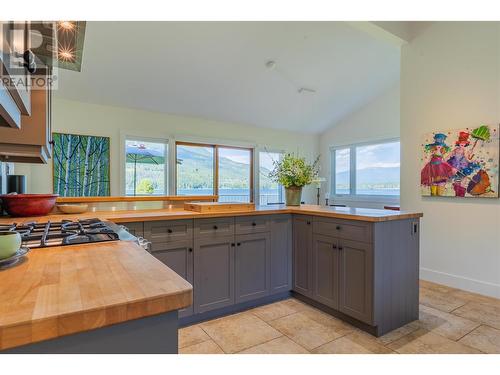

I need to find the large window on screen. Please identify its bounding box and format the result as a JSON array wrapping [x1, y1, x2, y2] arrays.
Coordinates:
[[259, 151, 284, 205], [125, 138, 168, 196], [176, 142, 253, 202], [331, 140, 400, 198]]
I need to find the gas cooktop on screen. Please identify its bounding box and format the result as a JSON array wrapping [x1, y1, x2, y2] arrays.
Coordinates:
[[0, 218, 120, 248]]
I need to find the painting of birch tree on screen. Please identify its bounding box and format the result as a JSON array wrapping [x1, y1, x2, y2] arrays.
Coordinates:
[[53, 133, 111, 196]]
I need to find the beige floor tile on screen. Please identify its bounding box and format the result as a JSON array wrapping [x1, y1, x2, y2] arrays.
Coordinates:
[[299, 307, 354, 336], [453, 302, 500, 329], [250, 298, 308, 322], [387, 329, 481, 354], [420, 280, 455, 293], [179, 339, 224, 354], [458, 325, 500, 354], [238, 336, 310, 354], [200, 312, 282, 353], [376, 321, 421, 345], [420, 287, 467, 312], [416, 304, 480, 340], [178, 324, 211, 349], [449, 290, 500, 308], [268, 312, 348, 350], [313, 331, 394, 354]]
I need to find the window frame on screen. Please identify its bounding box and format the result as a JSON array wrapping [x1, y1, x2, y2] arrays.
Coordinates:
[[257, 149, 285, 205], [175, 141, 254, 202], [123, 135, 169, 196], [330, 138, 400, 202]]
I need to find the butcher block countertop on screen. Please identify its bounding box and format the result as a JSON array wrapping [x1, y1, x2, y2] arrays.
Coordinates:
[[0, 241, 192, 351], [0, 204, 423, 225]]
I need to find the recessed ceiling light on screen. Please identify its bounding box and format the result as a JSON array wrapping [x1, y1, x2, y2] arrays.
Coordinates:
[[265, 60, 276, 70]]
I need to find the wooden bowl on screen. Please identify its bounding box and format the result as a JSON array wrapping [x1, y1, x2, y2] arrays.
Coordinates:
[[56, 204, 88, 214], [0, 194, 58, 217]]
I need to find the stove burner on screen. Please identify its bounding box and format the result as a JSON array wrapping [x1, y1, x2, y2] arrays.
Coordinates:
[[6, 219, 120, 249]]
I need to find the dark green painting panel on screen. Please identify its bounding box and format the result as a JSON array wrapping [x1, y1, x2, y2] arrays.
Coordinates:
[[52, 133, 110, 196]]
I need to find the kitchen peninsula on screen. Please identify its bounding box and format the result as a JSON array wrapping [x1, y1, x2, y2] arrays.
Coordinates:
[[0, 201, 422, 353]]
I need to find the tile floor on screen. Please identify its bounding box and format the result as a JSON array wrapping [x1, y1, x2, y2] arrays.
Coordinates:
[[179, 280, 500, 354]]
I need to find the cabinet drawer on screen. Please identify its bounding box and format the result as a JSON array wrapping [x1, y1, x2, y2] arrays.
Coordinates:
[[194, 217, 234, 239], [144, 219, 193, 243], [235, 215, 271, 235], [121, 221, 144, 238], [313, 217, 372, 243]]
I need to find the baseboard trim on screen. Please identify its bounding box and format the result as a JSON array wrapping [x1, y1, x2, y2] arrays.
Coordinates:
[[421, 267, 500, 299]]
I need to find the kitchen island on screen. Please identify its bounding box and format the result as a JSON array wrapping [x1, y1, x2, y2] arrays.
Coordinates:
[[0, 204, 423, 344], [0, 241, 192, 353]]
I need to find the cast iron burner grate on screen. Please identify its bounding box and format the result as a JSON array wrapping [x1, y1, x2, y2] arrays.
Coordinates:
[[1, 218, 120, 248]]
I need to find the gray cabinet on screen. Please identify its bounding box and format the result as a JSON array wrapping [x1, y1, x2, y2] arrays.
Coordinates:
[[235, 232, 271, 303], [121, 221, 144, 238], [312, 234, 339, 309], [153, 242, 194, 317], [292, 215, 313, 297], [270, 215, 292, 294], [338, 239, 373, 324], [194, 235, 235, 314]]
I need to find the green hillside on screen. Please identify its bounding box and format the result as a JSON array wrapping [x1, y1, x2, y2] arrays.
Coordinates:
[[176, 146, 274, 189]]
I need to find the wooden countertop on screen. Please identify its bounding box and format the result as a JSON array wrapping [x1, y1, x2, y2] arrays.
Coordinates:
[[0, 204, 423, 225], [0, 241, 192, 351]]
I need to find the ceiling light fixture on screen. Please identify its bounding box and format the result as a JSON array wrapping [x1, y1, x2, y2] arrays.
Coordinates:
[[58, 21, 75, 32], [265, 59, 317, 95], [58, 47, 75, 61]]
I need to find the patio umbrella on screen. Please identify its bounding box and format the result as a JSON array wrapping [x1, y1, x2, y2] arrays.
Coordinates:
[[125, 143, 165, 195]]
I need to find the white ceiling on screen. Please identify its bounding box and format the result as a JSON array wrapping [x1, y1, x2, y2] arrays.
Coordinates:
[[54, 21, 400, 134]]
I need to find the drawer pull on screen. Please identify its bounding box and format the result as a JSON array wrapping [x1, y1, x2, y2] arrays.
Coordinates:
[[188, 248, 193, 252], [307, 221, 311, 225], [213, 225, 218, 230], [251, 222, 257, 226], [231, 243, 235, 247], [237, 242, 241, 246], [338, 246, 343, 251], [332, 244, 337, 249], [336, 225, 341, 230], [167, 229, 173, 233]]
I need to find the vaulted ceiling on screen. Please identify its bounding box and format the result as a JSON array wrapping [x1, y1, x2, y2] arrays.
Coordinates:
[[54, 21, 400, 134]]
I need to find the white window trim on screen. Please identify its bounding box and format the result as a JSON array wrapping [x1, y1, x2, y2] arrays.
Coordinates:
[[121, 134, 169, 196], [330, 138, 400, 204], [256, 148, 285, 206]]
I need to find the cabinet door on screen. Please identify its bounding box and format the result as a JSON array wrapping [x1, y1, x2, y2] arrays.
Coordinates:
[[292, 215, 313, 297], [152, 242, 194, 317], [194, 235, 234, 314], [0, 22, 31, 122], [312, 234, 340, 309], [235, 232, 270, 303], [270, 215, 292, 294], [339, 239, 373, 324]]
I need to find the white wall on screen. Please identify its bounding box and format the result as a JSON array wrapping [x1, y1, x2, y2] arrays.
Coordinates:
[[18, 97, 320, 203], [319, 84, 400, 208], [401, 22, 500, 298]]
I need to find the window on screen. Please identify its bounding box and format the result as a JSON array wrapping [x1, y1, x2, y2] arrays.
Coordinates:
[[176, 143, 215, 196], [259, 151, 284, 205], [125, 138, 168, 196], [218, 147, 252, 202], [331, 140, 400, 198], [176, 142, 253, 202]]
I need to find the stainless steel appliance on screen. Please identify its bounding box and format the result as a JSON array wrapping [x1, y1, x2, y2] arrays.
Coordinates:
[[0, 218, 151, 251]]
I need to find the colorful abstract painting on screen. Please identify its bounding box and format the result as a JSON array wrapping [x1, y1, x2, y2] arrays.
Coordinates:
[[420, 125, 499, 198], [53, 133, 110, 196]]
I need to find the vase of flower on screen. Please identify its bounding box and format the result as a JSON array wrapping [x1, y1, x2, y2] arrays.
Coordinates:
[[269, 153, 320, 206], [285, 185, 303, 206]]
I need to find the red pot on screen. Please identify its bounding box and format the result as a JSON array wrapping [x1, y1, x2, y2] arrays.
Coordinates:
[[0, 194, 58, 217]]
